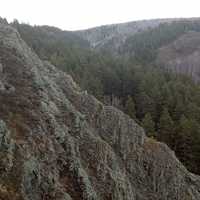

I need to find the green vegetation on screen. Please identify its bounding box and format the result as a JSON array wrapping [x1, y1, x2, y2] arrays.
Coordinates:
[[123, 95, 139, 124], [122, 19, 200, 64], [10, 20, 200, 175], [141, 112, 157, 138]]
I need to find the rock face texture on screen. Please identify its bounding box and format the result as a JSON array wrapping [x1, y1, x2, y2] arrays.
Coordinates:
[[0, 23, 200, 200]]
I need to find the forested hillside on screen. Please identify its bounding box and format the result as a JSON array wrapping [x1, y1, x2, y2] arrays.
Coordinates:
[[1, 22, 200, 199], [122, 19, 200, 64], [75, 18, 200, 61], [76, 18, 200, 83], [9, 19, 200, 175]]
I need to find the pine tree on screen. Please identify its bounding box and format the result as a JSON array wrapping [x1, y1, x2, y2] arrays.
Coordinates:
[[186, 102, 200, 120], [158, 109, 174, 148], [173, 100, 185, 122], [137, 92, 156, 121], [87, 76, 104, 101], [123, 95, 139, 124], [151, 84, 163, 123], [39, 47, 47, 60], [166, 96, 174, 115], [141, 112, 157, 138], [177, 115, 193, 170], [188, 119, 200, 173]]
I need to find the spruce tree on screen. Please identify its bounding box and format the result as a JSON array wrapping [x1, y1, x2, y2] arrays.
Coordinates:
[[123, 95, 139, 124], [137, 92, 156, 120], [177, 115, 193, 170], [158, 109, 174, 147], [173, 100, 185, 122], [141, 112, 157, 138], [188, 119, 200, 173], [151, 84, 163, 123]]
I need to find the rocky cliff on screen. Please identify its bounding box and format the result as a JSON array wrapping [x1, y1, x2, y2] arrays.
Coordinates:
[[0, 23, 200, 200]]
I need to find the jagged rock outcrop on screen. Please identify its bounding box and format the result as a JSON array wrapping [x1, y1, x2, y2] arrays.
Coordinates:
[[0, 23, 200, 200]]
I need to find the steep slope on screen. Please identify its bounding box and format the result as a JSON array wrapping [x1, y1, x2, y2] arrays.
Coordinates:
[[154, 31, 200, 82], [0, 23, 200, 200], [75, 17, 200, 82], [75, 18, 200, 58]]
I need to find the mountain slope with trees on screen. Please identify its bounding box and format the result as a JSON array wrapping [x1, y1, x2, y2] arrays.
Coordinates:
[[0, 20, 200, 200], [74, 18, 184, 57], [76, 17, 200, 83], [4, 17, 200, 175], [75, 18, 200, 59]]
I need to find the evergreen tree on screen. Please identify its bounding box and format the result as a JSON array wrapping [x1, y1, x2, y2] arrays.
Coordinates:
[[177, 115, 193, 170], [173, 100, 185, 122], [39, 47, 47, 60], [188, 119, 200, 173], [141, 112, 157, 138], [137, 92, 156, 120], [165, 96, 174, 115], [158, 109, 174, 148], [87, 76, 104, 101], [151, 84, 163, 123], [186, 102, 200, 120], [123, 95, 139, 124]]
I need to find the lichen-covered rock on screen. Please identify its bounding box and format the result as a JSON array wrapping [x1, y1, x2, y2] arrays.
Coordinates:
[[0, 79, 5, 91], [0, 120, 15, 175], [0, 63, 3, 73], [0, 22, 200, 200]]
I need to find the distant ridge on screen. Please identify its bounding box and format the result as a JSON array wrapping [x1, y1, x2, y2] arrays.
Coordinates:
[[75, 17, 200, 57]]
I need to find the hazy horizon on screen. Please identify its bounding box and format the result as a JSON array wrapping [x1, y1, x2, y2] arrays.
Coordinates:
[[1, 0, 200, 31]]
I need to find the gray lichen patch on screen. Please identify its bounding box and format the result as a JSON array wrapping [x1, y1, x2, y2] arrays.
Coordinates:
[[21, 161, 42, 200], [61, 193, 72, 200], [0, 120, 15, 174], [41, 100, 59, 115], [76, 167, 98, 200], [0, 63, 3, 73], [0, 79, 5, 91], [29, 67, 45, 91], [188, 185, 200, 200]]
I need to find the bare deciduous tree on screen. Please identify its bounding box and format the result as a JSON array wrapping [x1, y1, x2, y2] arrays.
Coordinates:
[[103, 93, 123, 110], [167, 50, 200, 82]]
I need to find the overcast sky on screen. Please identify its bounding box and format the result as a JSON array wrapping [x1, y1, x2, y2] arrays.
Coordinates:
[[1, 0, 200, 31]]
